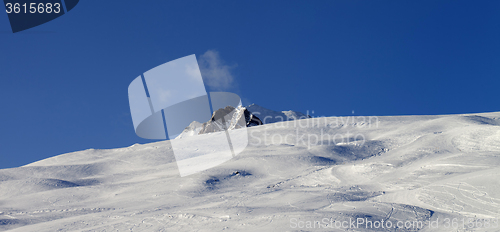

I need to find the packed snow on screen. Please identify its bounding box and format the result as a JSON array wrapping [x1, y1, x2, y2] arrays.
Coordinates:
[[0, 110, 499, 231]]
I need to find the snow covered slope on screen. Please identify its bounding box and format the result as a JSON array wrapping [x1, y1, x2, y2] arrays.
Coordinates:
[[0, 112, 500, 231]]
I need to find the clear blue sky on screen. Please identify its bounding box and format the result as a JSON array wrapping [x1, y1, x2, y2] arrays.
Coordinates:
[[1, 1, 499, 169]]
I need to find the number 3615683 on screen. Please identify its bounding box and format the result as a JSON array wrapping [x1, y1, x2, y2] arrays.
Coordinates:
[[5, 3, 61, 14]]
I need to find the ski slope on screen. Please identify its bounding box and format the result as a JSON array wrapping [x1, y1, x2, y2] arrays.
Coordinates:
[[0, 112, 499, 231]]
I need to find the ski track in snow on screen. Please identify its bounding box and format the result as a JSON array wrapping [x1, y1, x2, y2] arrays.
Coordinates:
[[0, 112, 500, 231]]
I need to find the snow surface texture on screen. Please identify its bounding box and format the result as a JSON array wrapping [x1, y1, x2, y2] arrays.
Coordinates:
[[1, 112, 500, 231]]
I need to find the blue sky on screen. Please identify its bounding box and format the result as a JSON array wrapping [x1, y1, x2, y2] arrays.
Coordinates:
[[1, 1, 499, 169]]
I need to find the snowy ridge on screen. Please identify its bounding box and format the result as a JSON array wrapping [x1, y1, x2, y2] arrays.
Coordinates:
[[176, 105, 263, 139], [177, 104, 307, 140], [175, 121, 203, 139], [246, 103, 310, 124], [0, 112, 499, 231]]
